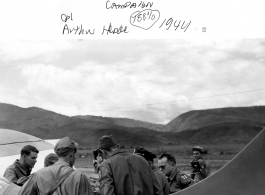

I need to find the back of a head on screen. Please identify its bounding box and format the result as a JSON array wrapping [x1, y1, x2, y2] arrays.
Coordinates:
[[133, 147, 156, 162], [44, 153, 59, 167], [21, 145, 39, 156], [54, 137, 78, 167], [54, 137, 78, 157], [98, 135, 118, 151]]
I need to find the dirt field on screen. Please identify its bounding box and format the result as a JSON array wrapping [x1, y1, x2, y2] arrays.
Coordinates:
[[75, 143, 243, 175]]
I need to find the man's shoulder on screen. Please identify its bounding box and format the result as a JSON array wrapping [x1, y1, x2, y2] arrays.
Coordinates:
[[101, 151, 147, 167], [172, 170, 189, 181], [4, 163, 17, 174], [5, 163, 16, 170]]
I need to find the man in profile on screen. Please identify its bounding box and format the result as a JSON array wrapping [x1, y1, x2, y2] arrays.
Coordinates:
[[18, 137, 94, 195], [98, 135, 154, 195], [190, 146, 211, 182], [158, 152, 195, 194], [4, 145, 39, 186], [133, 147, 170, 195]]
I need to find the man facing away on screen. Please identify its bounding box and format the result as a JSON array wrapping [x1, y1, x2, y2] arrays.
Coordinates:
[[4, 145, 39, 186], [158, 152, 195, 194], [98, 135, 155, 195], [18, 137, 94, 195], [190, 146, 211, 182], [133, 147, 170, 195]]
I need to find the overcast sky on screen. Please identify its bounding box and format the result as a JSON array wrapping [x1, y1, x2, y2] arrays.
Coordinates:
[[0, 39, 265, 124]]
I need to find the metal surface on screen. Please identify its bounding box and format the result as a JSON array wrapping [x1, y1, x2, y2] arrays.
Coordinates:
[[174, 128, 265, 195]]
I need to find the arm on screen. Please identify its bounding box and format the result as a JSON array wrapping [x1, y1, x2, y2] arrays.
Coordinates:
[[4, 168, 18, 184], [152, 171, 162, 195], [198, 160, 211, 179], [99, 165, 115, 195], [17, 176, 31, 186], [18, 174, 38, 195], [179, 174, 195, 189], [78, 174, 94, 195]]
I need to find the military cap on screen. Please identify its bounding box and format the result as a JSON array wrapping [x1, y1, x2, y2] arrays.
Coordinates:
[[54, 137, 78, 157], [98, 135, 118, 149], [192, 146, 204, 154]]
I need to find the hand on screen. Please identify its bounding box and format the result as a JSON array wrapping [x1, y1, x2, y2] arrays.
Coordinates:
[[198, 159, 205, 169]]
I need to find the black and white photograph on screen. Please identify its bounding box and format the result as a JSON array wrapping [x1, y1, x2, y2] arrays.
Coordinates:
[[0, 0, 265, 194]]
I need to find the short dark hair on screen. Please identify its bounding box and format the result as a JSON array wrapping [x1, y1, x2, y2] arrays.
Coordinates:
[[158, 152, 176, 165], [21, 145, 39, 156]]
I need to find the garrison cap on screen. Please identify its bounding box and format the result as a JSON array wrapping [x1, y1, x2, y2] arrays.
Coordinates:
[[192, 146, 204, 154], [54, 137, 78, 157]]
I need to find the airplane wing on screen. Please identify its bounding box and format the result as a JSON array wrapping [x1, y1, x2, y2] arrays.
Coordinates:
[[173, 128, 265, 195], [0, 128, 56, 176]]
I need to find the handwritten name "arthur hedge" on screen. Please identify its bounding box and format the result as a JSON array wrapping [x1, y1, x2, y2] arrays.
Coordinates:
[[106, 0, 153, 9], [102, 23, 129, 35]]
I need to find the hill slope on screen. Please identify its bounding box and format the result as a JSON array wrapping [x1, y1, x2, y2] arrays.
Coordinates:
[[0, 103, 264, 148], [164, 106, 265, 132], [0, 103, 167, 148], [74, 115, 164, 131]]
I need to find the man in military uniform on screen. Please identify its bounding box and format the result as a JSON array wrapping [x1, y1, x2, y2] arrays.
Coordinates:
[[190, 146, 211, 182], [158, 152, 195, 194], [97, 135, 155, 195], [4, 145, 39, 186], [133, 147, 170, 195], [18, 137, 94, 195]]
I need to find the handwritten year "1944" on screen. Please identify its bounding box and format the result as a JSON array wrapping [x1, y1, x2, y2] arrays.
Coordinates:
[[159, 18, 191, 32]]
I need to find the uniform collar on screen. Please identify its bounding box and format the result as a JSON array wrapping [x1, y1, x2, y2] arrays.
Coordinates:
[[109, 149, 124, 157], [14, 159, 31, 175], [168, 167, 179, 182]]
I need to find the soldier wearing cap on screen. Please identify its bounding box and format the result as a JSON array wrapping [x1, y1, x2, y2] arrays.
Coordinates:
[[190, 146, 211, 182], [158, 152, 195, 194], [133, 147, 170, 195], [97, 135, 155, 195], [18, 137, 94, 195]]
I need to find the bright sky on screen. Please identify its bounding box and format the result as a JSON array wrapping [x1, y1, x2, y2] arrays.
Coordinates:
[[0, 39, 265, 124]]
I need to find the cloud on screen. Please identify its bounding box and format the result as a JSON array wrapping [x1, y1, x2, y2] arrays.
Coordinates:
[[0, 40, 73, 62], [1, 39, 265, 124]]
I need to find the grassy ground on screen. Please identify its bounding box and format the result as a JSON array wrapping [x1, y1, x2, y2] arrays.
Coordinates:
[[75, 143, 246, 175]]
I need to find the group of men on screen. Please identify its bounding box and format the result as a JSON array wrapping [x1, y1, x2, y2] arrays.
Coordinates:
[[2, 135, 211, 195]]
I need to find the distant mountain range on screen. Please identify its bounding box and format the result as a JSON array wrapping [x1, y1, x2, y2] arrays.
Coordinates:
[[0, 103, 264, 148], [164, 107, 265, 132]]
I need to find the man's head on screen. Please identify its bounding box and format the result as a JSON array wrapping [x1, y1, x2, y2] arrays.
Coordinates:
[[20, 145, 39, 170], [192, 146, 204, 160], [54, 137, 78, 167], [133, 147, 156, 164], [97, 135, 119, 159], [44, 153, 58, 167], [158, 152, 176, 177]]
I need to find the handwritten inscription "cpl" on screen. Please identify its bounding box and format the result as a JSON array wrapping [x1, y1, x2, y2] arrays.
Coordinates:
[[130, 9, 160, 30]]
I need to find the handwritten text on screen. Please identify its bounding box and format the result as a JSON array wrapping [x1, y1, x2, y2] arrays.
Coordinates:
[[106, 0, 153, 9], [159, 18, 191, 32], [130, 9, 160, 30], [102, 23, 129, 35]]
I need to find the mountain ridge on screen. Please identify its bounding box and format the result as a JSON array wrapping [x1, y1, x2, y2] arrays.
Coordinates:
[[0, 102, 264, 148]]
